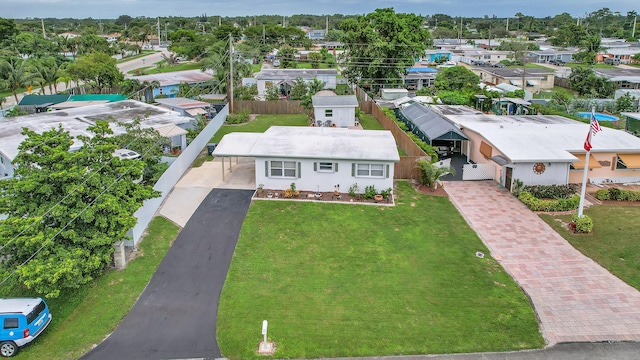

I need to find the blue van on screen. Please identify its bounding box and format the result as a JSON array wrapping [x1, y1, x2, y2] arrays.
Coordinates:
[[0, 298, 52, 357]]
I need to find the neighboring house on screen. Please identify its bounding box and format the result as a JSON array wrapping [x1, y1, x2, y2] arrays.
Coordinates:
[[436, 109, 640, 189], [527, 49, 575, 63], [50, 94, 127, 110], [403, 67, 438, 90], [0, 100, 191, 179], [307, 30, 326, 41], [312, 95, 359, 127], [621, 112, 640, 135], [460, 50, 512, 65], [212, 126, 399, 193], [155, 97, 213, 118], [380, 88, 408, 100], [592, 68, 640, 90], [251, 69, 338, 96], [422, 50, 452, 63], [473, 67, 555, 93], [126, 70, 215, 98]]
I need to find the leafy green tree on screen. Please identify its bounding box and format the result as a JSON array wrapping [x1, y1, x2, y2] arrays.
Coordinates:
[[616, 93, 637, 112], [340, 8, 431, 91], [416, 159, 454, 190], [114, 118, 169, 185], [308, 51, 322, 69], [289, 77, 308, 100], [434, 66, 480, 92], [265, 85, 280, 101], [551, 88, 573, 112], [436, 91, 474, 106], [0, 122, 159, 298], [234, 84, 258, 100], [0, 18, 18, 42], [200, 41, 252, 95], [211, 24, 242, 42], [65, 52, 124, 93], [568, 67, 614, 97], [575, 36, 602, 64], [277, 46, 298, 68]]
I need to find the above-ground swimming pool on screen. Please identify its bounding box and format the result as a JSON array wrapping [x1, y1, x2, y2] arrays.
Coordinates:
[[577, 112, 619, 122]]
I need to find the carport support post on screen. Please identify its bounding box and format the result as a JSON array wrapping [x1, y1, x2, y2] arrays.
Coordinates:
[[221, 157, 225, 181]]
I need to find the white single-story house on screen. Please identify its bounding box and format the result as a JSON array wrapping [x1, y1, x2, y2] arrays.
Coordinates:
[[247, 69, 338, 96], [212, 126, 399, 193], [0, 100, 191, 179], [438, 111, 640, 189], [312, 95, 359, 127]]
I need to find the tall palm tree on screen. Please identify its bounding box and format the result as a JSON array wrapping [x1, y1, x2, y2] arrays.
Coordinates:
[[0, 57, 34, 103]]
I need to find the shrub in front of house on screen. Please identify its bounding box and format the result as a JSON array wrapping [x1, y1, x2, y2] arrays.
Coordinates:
[[523, 184, 578, 199], [595, 187, 640, 202], [226, 110, 250, 124], [518, 191, 580, 212], [571, 213, 594, 233]]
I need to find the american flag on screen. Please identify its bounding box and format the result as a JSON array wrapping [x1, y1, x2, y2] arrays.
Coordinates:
[[591, 115, 603, 135]]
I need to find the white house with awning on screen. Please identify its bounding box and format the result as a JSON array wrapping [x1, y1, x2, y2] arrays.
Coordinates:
[[212, 126, 399, 193], [441, 113, 640, 190]]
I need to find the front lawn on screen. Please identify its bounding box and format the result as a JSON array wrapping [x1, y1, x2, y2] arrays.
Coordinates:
[[358, 113, 385, 130], [540, 205, 640, 290], [0, 217, 180, 359], [210, 114, 309, 143], [218, 181, 544, 359], [130, 62, 202, 75]]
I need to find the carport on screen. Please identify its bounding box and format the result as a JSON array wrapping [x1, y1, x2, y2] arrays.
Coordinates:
[[210, 132, 261, 183], [397, 102, 468, 158]]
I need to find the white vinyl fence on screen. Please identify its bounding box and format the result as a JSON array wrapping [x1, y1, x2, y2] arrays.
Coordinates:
[[127, 105, 229, 246], [462, 163, 495, 181]]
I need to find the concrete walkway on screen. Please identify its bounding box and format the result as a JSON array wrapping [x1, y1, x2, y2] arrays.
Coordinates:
[[445, 181, 640, 345]]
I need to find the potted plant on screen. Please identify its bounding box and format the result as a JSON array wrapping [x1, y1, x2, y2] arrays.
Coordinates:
[[257, 184, 264, 194], [267, 191, 273, 198], [374, 194, 383, 202]]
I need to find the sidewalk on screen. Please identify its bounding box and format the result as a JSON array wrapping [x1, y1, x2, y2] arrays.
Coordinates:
[[445, 181, 640, 345]]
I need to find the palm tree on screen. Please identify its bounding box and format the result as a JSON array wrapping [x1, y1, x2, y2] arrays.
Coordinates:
[[416, 159, 455, 191], [0, 57, 34, 103], [162, 52, 180, 67]]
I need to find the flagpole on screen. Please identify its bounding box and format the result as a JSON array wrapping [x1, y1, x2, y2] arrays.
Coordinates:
[[577, 106, 595, 218]]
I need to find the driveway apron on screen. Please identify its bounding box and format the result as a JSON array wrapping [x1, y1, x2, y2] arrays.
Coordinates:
[[445, 181, 640, 344], [82, 189, 254, 360]]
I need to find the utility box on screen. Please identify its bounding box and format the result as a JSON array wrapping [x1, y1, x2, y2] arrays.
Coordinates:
[[207, 143, 218, 156]]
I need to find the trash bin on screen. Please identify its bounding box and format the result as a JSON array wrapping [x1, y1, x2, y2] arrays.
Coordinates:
[[206, 143, 218, 156]]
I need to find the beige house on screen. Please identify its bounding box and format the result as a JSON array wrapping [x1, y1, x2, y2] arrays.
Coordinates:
[[472, 67, 555, 93], [432, 108, 640, 190], [461, 50, 513, 65]]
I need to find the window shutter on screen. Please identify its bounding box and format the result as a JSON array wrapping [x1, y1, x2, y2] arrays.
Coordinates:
[[265, 161, 268, 177], [352, 163, 355, 177], [386, 164, 390, 178], [298, 162, 301, 178], [335, 163, 338, 172], [314, 162, 317, 171]]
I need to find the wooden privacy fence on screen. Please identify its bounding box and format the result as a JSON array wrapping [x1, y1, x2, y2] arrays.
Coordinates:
[[234, 100, 305, 114]]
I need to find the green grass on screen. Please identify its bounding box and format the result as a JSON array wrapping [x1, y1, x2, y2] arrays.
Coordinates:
[[2, 217, 180, 360], [210, 114, 309, 143], [0, 88, 25, 99], [295, 62, 336, 69], [252, 63, 262, 73], [116, 50, 156, 63], [563, 63, 618, 69], [129, 62, 202, 75], [540, 205, 640, 290], [218, 181, 544, 359], [192, 154, 214, 167], [358, 113, 385, 130], [507, 64, 554, 69]]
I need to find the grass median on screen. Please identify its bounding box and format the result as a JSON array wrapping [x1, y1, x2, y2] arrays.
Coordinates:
[[218, 181, 543, 359]]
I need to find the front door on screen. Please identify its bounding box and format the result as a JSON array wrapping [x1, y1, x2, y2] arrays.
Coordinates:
[[504, 167, 513, 191]]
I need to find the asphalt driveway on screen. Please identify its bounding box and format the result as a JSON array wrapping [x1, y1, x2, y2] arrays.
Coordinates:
[[82, 188, 254, 360]]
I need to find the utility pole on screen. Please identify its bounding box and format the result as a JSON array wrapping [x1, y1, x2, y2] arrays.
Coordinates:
[[41, 19, 46, 38], [229, 35, 234, 113], [633, 16, 637, 39], [506, 17, 509, 32], [157, 18, 161, 46]]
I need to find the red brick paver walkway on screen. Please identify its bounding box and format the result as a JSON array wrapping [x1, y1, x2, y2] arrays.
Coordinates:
[[445, 181, 640, 345]]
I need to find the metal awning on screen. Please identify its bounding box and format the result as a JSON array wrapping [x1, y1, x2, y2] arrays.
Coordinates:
[[185, 108, 207, 116], [156, 125, 188, 138], [618, 154, 640, 168], [571, 153, 601, 169], [510, 80, 523, 86], [526, 80, 539, 86], [491, 155, 511, 166]]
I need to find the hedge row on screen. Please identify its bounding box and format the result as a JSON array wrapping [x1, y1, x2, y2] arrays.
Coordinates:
[[523, 184, 578, 200], [595, 188, 640, 202], [518, 191, 581, 212]]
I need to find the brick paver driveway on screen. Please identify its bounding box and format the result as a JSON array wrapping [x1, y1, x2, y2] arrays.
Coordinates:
[[445, 181, 640, 344]]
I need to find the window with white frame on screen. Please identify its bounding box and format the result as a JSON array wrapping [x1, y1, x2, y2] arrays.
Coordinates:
[[325, 109, 333, 117], [317, 161, 335, 172], [355, 163, 385, 178], [270, 160, 297, 178]]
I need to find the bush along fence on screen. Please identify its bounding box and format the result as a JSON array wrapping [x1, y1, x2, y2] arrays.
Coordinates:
[[594, 187, 640, 202]]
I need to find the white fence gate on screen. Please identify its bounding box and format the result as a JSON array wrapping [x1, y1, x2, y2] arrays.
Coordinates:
[[462, 163, 495, 181]]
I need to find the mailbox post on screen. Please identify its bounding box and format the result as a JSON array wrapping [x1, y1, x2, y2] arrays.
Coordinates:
[[262, 320, 268, 343]]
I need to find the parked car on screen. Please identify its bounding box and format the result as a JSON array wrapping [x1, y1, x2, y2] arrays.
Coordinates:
[[492, 63, 506, 68], [549, 59, 566, 66], [473, 60, 488, 66], [604, 58, 620, 65], [0, 298, 51, 357], [273, 59, 280, 67]]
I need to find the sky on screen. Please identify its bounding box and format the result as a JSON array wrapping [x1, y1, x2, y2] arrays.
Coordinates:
[[3, 0, 638, 20]]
